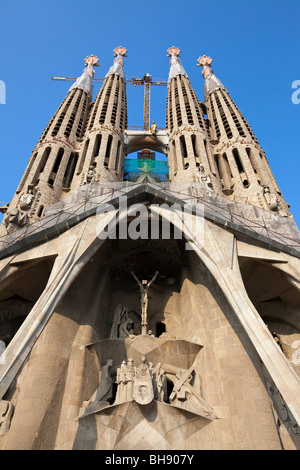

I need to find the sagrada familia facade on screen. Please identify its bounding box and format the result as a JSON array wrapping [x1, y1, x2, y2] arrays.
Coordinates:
[[0, 46, 300, 450]]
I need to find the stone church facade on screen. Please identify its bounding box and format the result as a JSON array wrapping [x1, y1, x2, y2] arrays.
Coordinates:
[[0, 47, 299, 450]]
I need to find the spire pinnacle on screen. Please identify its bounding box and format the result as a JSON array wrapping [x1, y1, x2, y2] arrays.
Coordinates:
[[105, 46, 127, 80], [167, 46, 188, 82], [197, 54, 226, 97], [68, 54, 99, 98]]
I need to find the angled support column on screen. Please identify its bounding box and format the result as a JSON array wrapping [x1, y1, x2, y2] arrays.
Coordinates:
[[0, 210, 117, 398], [193, 218, 300, 426], [153, 205, 300, 426]]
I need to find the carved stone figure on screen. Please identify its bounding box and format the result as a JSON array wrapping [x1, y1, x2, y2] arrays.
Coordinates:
[[166, 364, 218, 419], [152, 362, 168, 402], [119, 317, 135, 339], [131, 271, 159, 334], [198, 164, 213, 188], [87, 359, 114, 410], [110, 305, 135, 339], [263, 186, 278, 211], [114, 358, 137, 404], [19, 185, 36, 211], [125, 357, 136, 401], [82, 166, 96, 185], [133, 357, 154, 405], [4, 208, 28, 232], [115, 360, 128, 404], [110, 304, 127, 338]]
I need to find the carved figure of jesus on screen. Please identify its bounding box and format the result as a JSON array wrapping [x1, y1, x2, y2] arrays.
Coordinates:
[[131, 271, 159, 335]]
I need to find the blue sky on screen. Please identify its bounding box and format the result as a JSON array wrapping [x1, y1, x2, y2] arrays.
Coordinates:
[[0, 0, 299, 227]]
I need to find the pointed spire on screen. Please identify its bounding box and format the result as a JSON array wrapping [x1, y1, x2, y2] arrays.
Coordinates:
[[105, 46, 127, 80], [197, 55, 226, 98], [167, 46, 188, 82], [68, 54, 99, 98]]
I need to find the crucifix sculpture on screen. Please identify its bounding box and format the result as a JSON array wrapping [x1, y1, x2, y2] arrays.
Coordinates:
[[131, 271, 159, 335]]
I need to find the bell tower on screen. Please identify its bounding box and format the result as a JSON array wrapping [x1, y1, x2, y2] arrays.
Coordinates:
[[1, 49, 129, 237], [0, 54, 99, 235], [197, 54, 290, 216], [166, 47, 221, 191], [73, 46, 127, 186]]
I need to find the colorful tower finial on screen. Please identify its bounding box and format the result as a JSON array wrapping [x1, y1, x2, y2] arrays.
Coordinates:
[[84, 54, 100, 67], [69, 54, 99, 98], [197, 55, 213, 78], [197, 54, 226, 97], [167, 46, 181, 57], [113, 46, 127, 57], [167, 46, 188, 82], [105, 46, 127, 80]]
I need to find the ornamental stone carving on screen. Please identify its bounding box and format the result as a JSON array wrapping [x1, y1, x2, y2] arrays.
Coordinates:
[[263, 186, 278, 211], [110, 304, 135, 339], [81, 345, 217, 421], [4, 208, 29, 232], [198, 164, 213, 188], [19, 185, 36, 211], [133, 357, 154, 405]]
